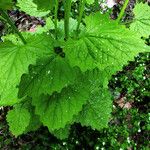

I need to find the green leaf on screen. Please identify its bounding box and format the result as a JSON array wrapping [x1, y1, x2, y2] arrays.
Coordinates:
[[18, 56, 77, 99], [76, 88, 112, 130], [57, 19, 84, 40], [130, 3, 150, 37], [25, 114, 41, 133], [64, 13, 149, 72], [2, 34, 23, 45], [24, 102, 42, 133], [0, 0, 13, 10], [32, 85, 88, 131], [33, 17, 55, 34], [86, 0, 94, 4], [17, 0, 50, 17], [0, 33, 53, 106], [51, 125, 71, 140], [33, 0, 55, 11], [7, 104, 31, 136], [7, 98, 41, 136], [32, 68, 103, 131]]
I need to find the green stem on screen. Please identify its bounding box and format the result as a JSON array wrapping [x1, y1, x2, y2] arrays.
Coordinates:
[[94, 0, 99, 10], [0, 15, 7, 22], [0, 10, 26, 44], [54, 0, 58, 39], [116, 0, 130, 23], [76, 0, 85, 33], [64, 0, 72, 40]]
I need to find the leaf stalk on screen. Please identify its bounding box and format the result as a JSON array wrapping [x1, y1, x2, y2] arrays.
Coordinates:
[[64, 0, 72, 40], [0, 10, 26, 44], [54, 0, 59, 39], [116, 0, 130, 23], [76, 0, 86, 33]]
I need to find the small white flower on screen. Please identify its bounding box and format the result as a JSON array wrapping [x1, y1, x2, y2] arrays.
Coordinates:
[[106, 0, 116, 8]]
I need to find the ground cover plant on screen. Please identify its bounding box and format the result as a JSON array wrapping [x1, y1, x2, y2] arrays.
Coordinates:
[[0, 0, 149, 143]]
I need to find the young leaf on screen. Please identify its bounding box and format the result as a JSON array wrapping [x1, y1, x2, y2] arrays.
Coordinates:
[[64, 13, 149, 72], [17, 0, 50, 17], [19, 56, 77, 99], [0, 34, 53, 106], [76, 88, 112, 130], [130, 3, 150, 37], [32, 68, 103, 131], [7, 104, 31, 136]]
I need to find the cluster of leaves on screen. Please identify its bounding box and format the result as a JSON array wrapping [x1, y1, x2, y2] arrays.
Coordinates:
[[0, 0, 150, 140], [0, 46, 149, 150]]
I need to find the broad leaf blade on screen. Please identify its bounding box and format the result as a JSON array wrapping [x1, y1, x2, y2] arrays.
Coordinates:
[[17, 0, 50, 17], [33, 0, 55, 11], [32, 68, 103, 131], [24, 100, 42, 133], [76, 88, 112, 130], [0, 34, 53, 106], [32, 84, 88, 131], [7, 104, 31, 136], [64, 13, 149, 72], [19, 56, 77, 98], [7, 98, 41, 136], [130, 3, 150, 37], [51, 125, 71, 140]]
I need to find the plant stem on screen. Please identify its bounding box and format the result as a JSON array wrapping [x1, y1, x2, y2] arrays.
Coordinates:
[[0, 15, 7, 22], [116, 0, 130, 23], [0, 10, 26, 44], [54, 0, 58, 39], [94, 0, 99, 10], [64, 0, 72, 40], [76, 0, 85, 33]]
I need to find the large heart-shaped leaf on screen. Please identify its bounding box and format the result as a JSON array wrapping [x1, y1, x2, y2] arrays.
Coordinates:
[[0, 33, 53, 106], [18, 56, 77, 98], [32, 68, 104, 131], [64, 13, 149, 72]]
